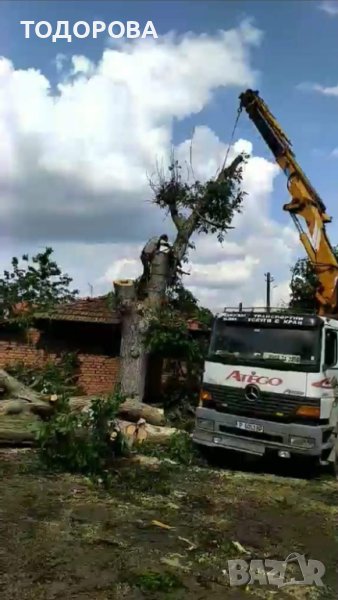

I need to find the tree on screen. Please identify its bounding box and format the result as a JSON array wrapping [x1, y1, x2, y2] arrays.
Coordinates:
[[115, 153, 248, 400], [289, 245, 338, 311], [0, 247, 79, 324]]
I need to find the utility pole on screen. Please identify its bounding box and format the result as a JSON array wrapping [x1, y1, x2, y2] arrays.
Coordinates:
[[265, 272, 274, 312]]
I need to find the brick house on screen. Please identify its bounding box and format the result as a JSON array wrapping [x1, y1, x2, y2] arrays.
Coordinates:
[[0, 296, 121, 396], [0, 296, 211, 398]]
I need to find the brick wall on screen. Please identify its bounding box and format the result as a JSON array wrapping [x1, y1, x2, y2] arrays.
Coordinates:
[[0, 325, 121, 396], [77, 354, 120, 395]]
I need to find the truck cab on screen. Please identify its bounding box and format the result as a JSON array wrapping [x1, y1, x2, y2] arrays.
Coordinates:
[[193, 307, 338, 470]]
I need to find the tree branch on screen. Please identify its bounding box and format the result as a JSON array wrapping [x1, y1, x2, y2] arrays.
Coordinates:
[[217, 154, 244, 182], [194, 210, 234, 230], [175, 152, 244, 257], [168, 201, 186, 231]]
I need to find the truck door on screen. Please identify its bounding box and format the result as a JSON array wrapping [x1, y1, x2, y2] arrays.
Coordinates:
[[322, 328, 338, 418]]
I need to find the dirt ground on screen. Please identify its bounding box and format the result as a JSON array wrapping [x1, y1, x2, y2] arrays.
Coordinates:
[[0, 449, 337, 600]]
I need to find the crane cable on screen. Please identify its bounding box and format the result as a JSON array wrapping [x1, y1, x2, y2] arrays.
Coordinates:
[[220, 105, 242, 173]]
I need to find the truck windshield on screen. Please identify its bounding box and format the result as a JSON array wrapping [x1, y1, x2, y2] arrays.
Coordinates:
[[209, 321, 320, 367]]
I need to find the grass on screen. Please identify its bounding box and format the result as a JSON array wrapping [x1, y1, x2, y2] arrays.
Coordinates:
[[0, 448, 337, 599]]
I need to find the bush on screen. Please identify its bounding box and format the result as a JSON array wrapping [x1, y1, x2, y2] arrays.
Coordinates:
[[6, 352, 82, 396], [33, 390, 125, 484]]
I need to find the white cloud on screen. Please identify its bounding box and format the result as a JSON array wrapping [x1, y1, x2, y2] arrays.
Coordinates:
[[0, 21, 299, 310], [318, 0, 338, 16], [297, 81, 338, 97]]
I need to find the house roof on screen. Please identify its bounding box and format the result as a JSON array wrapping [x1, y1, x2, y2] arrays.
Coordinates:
[[8, 296, 211, 330], [35, 295, 120, 325]]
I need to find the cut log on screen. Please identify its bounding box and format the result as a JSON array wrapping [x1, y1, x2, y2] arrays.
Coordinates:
[[0, 369, 53, 416], [112, 418, 177, 447], [0, 367, 165, 425], [0, 369, 44, 403], [116, 398, 165, 426], [0, 414, 39, 445], [59, 396, 165, 426]]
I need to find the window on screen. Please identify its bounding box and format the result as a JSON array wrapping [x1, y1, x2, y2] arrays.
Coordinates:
[[324, 329, 337, 368]]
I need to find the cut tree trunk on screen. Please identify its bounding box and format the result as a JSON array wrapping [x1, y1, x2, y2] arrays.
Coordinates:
[[119, 307, 149, 401], [147, 251, 170, 305], [114, 279, 149, 401], [112, 418, 178, 447], [114, 249, 171, 403]]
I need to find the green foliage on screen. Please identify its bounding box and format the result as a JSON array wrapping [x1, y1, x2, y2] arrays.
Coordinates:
[[131, 570, 183, 592], [6, 353, 82, 396], [144, 305, 206, 361], [152, 158, 246, 244], [33, 390, 125, 484], [136, 431, 199, 466], [289, 245, 338, 311], [0, 247, 79, 327], [166, 431, 198, 465], [166, 282, 213, 327], [145, 286, 210, 424]]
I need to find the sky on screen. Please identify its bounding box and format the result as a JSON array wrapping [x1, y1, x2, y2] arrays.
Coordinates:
[[1, 0, 338, 312]]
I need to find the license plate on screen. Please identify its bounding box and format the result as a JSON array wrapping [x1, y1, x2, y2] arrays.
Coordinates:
[[236, 420, 264, 433]]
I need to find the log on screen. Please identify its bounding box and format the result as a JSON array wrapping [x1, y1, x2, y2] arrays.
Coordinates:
[[56, 396, 165, 425], [0, 413, 177, 447], [112, 418, 177, 447], [0, 414, 39, 445], [0, 376, 165, 425], [0, 369, 44, 404], [116, 399, 164, 426]]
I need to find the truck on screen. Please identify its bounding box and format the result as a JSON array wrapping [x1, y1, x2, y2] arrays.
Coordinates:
[[192, 90, 338, 476]]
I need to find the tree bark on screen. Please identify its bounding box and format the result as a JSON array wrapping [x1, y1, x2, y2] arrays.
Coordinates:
[[114, 250, 171, 403], [66, 396, 165, 425], [113, 279, 148, 401], [0, 396, 165, 423]]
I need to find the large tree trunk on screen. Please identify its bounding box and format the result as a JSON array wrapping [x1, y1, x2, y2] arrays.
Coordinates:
[[114, 280, 147, 400], [114, 250, 171, 402]]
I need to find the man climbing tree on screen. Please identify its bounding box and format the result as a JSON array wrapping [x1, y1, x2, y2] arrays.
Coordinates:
[[139, 234, 170, 291], [115, 153, 248, 400]]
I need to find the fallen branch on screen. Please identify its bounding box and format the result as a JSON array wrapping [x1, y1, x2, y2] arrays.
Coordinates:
[[0, 368, 165, 425]]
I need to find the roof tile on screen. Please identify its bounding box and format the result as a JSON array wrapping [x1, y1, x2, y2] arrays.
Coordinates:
[[36, 295, 120, 324]]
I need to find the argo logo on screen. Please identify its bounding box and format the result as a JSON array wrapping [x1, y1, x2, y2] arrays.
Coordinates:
[[226, 370, 283, 386]]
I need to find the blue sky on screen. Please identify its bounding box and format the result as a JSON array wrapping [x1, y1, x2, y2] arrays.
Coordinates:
[[0, 0, 338, 307], [2, 0, 338, 224]]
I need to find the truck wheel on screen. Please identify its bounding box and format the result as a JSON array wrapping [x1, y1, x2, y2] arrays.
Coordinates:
[[196, 445, 221, 466]]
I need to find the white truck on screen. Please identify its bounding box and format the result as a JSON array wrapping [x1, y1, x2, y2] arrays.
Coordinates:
[[193, 89, 338, 474], [193, 307, 338, 473]]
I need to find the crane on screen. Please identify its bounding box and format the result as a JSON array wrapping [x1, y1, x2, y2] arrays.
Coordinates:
[[239, 89, 338, 316]]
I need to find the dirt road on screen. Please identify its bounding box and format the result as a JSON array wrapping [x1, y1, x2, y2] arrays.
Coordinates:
[[0, 450, 337, 599]]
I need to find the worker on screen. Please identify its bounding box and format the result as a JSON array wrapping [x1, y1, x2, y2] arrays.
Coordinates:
[[140, 234, 169, 282]]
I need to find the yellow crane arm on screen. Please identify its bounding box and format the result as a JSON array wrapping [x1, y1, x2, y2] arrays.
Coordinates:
[[239, 89, 338, 315]]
